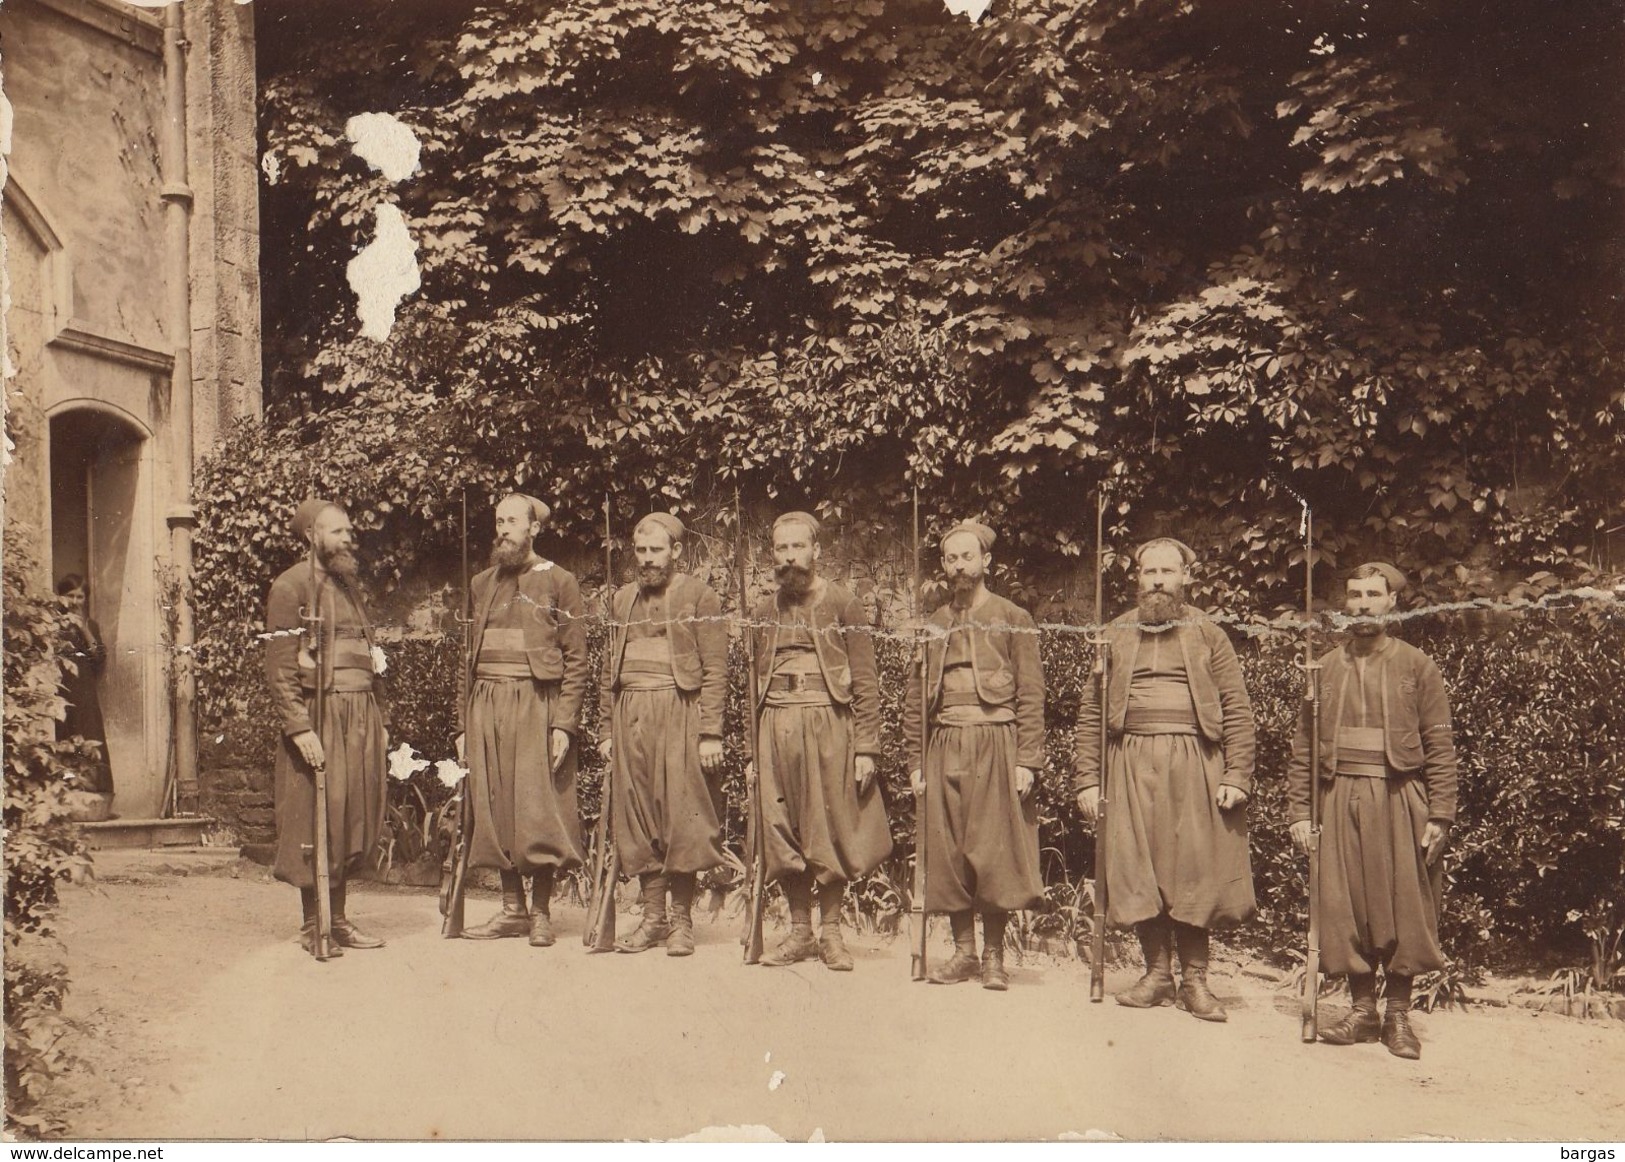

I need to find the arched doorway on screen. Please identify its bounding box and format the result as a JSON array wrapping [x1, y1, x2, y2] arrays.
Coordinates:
[[49, 406, 160, 818]]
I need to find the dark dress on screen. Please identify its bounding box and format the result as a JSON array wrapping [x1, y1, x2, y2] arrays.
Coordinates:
[[59, 616, 113, 795]]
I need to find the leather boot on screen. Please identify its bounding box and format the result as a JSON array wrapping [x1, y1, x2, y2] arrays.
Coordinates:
[[981, 911, 1010, 991], [1320, 973, 1381, 1045], [666, 873, 696, 957], [1116, 917, 1175, 1008], [1319, 1006, 1381, 1045], [761, 926, 818, 965], [330, 881, 384, 949], [816, 881, 853, 971], [930, 911, 980, 984], [762, 874, 818, 966], [1174, 922, 1226, 1021], [464, 870, 531, 939], [297, 888, 343, 954], [1382, 978, 1421, 1059], [298, 922, 343, 956], [1382, 1009, 1422, 1059], [616, 872, 671, 953], [528, 868, 555, 947]]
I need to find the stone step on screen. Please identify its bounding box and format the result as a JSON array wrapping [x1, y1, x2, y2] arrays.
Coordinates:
[[81, 816, 214, 850], [87, 845, 247, 883]]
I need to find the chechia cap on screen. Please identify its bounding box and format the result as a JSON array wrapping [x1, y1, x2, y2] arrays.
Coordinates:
[[773, 511, 821, 539], [291, 497, 339, 542], [501, 493, 552, 526], [1134, 537, 1197, 567], [942, 520, 996, 553], [635, 512, 685, 544], [1352, 561, 1408, 595]]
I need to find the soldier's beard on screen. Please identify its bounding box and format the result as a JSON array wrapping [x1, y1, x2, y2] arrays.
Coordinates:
[[949, 573, 979, 605], [1138, 588, 1182, 627], [322, 547, 361, 582], [490, 538, 529, 572], [638, 562, 674, 592], [775, 562, 815, 599], [1349, 617, 1384, 637]]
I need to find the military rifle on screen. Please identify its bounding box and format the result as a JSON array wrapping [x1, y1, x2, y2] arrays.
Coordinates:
[[441, 490, 476, 938], [1296, 502, 1324, 1041], [739, 489, 768, 965], [584, 490, 621, 951], [300, 536, 335, 961], [910, 483, 929, 982], [1087, 489, 1110, 1001]]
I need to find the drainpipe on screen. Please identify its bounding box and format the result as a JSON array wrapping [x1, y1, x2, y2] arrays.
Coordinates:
[[160, 0, 198, 814]]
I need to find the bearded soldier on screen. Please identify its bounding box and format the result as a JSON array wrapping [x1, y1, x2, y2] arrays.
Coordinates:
[[904, 521, 1045, 991], [1074, 538, 1257, 1020], [749, 512, 892, 971], [597, 513, 728, 956], [457, 494, 588, 945], [264, 498, 388, 953], [1288, 562, 1458, 1060]]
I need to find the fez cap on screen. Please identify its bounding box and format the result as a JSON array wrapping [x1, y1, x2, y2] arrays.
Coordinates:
[[1134, 537, 1197, 567], [1351, 561, 1408, 595], [635, 512, 685, 544], [773, 511, 821, 539], [942, 520, 996, 553], [500, 493, 552, 527], [291, 497, 340, 542]]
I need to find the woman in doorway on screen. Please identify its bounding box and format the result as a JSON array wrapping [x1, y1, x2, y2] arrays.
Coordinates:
[[55, 574, 113, 801]]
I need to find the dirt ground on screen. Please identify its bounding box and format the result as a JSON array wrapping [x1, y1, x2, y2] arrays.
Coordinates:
[[38, 863, 1625, 1143]]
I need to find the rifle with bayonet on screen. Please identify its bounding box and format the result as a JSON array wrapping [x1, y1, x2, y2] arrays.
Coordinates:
[[440, 490, 475, 938], [1087, 489, 1110, 1001], [300, 535, 336, 961], [740, 489, 768, 965], [910, 483, 930, 982], [1296, 503, 1324, 1041], [584, 491, 621, 952]]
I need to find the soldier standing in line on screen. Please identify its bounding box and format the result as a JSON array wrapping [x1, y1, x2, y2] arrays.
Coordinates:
[[749, 511, 893, 971], [457, 493, 588, 945], [904, 520, 1045, 991], [1074, 538, 1257, 1021], [597, 512, 729, 957], [264, 498, 389, 953], [1288, 562, 1458, 1060]]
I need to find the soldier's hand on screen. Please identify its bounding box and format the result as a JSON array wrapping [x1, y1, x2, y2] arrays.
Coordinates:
[[744, 761, 757, 789], [699, 737, 723, 774], [1014, 766, 1036, 800], [291, 730, 325, 771], [1076, 786, 1101, 823], [909, 768, 924, 795], [1215, 784, 1249, 811], [550, 728, 571, 773], [1289, 819, 1314, 855], [854, 754, 876, 791], [1422, 820, 1451, 867], [597, 737, 613, 764]]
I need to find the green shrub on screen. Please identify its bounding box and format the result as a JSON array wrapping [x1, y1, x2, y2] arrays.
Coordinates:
[[3, 528, 96, 1137]]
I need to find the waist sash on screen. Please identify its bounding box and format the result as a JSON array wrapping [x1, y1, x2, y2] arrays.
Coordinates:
[[1335, 726, 1388, 777], [1124, 678, 1199, 735]]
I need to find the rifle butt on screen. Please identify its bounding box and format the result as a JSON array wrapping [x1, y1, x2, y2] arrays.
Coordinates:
[[310, 764, 335, 961], [585, 772, 617, 951], [910, 787, 929, 981], [1301, 832, 1322, 1041], [440, 790, 472, 938], [1089, 796, 1107, 1001], [743, 783, 767, 963]]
